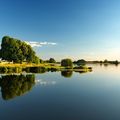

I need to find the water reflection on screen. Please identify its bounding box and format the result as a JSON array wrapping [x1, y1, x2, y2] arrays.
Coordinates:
[[23, 67, 47, 73], [0, 74, 35, 100], [61, 70, 92, 78], [0, 66, 59, 74], [77, 70, 91, 74], [1, 65, 120, 120], [98, 63, 119, 67], [61, 71, 73, 78], [35, 79, 56, 86], [0, 70, 92, 100]]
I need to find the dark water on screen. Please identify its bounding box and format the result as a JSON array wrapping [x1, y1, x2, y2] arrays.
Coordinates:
[[0, 64, 120, 120]]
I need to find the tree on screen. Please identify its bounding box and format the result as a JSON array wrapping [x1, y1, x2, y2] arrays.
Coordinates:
[[76, 59, 86, 65], [114, 60, 119, 65], [104, 59, 108, 63], [61, 58, 73, 68], [39, 59, 44, 63], [49, 58, 56, 63], [32, 56, 40, 64], [0, 36, 39, 63], [25, 45, 36, 63]]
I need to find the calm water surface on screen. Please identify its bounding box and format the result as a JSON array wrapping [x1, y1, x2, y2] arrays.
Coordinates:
[[1, 64, 120, 120]]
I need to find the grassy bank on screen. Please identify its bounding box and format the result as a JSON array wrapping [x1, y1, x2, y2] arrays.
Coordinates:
[[0, 63, 92, 74]]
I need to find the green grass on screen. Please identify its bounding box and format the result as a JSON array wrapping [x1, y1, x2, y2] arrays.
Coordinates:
[[0, 62, 92, 73]]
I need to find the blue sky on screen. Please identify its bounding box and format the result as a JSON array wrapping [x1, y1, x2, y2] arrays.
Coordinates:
[[0, 0, 120, 61]]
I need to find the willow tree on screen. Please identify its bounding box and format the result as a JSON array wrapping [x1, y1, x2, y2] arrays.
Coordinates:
[[0, 36, 39, 63]]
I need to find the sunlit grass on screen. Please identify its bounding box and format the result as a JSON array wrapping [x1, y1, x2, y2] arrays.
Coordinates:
[[0, 62, 92, 74]]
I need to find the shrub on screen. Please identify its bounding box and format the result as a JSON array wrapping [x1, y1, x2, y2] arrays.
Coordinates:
[[61, 58, 73, 68]]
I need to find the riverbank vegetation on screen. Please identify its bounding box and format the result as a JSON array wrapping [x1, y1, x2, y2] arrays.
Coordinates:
[[0, 36, 92, 73]]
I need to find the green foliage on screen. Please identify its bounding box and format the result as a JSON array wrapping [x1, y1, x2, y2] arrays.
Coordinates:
[[49, 58, 56, 63], [102, 59, 119, 65], [32, 56, 40, 64], [0, 67, 8, 73], [0, 74, 35, 100], [0, 67, 23, 73], [61, 58, 73, 68], [0, 36, 39, 63], [39, 59, 44, 63], [76, 59, 86, 65], [108, 60, 119, 65]]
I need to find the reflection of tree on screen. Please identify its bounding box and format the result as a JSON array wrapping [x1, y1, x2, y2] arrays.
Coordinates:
[[104, 64, 108, 67], [78, 71, 87, 74], [61, 71, 73, 78], [74, 69, 92, 74], [78, 71, 88, 74], [0, 74, 35, 100], [115, 64, 118, 67], [23, 67, 47, 74]]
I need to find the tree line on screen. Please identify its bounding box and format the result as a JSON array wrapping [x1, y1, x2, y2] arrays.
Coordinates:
[[0, 36, 73, 66], [0, 36, 58, 64], [0, 36, 117, 67]]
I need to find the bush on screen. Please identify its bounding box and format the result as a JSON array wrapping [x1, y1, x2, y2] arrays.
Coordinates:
[[61, 58, 73, 68], [76, 59, 86, 65], [49, 58, 56, 63], [0, 67, 8, 73]]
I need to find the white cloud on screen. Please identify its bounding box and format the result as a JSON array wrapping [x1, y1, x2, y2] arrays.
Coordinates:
[[25, 41, 57, 47]]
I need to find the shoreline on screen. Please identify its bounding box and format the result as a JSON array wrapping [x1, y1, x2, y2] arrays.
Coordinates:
[[0, 63, 92, 74]]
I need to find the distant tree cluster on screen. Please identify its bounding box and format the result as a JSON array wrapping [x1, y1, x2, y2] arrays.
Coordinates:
[[76, 59, 119, 65], [43, 58, 56, 63], [0, 36, 39, 63], [49, 58, 56, 63], [90, 59, 119, 65], [103, 59, 119, 64], [73, 59, 86, 65]]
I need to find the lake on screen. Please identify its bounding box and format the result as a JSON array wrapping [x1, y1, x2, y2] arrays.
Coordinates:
[[0, 64, 120, 120]]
